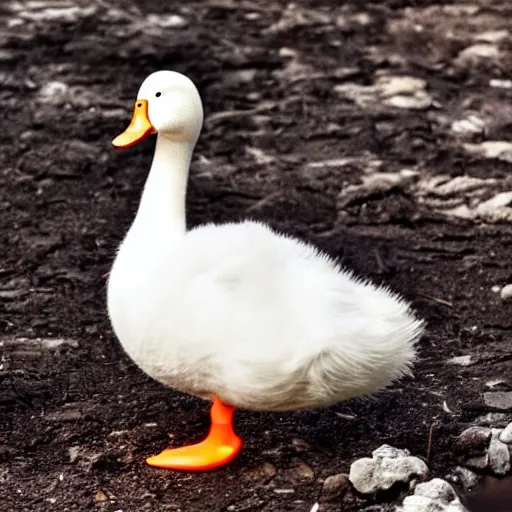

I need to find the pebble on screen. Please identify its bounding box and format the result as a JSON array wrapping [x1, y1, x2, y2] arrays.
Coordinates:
[[464, 141, 512, 163], [398, 479, 466, 512], [146, 13, 188, 28], [465, 454, 489, 470], [319, 473, 350, 502], [475, 413, 511, 427], [488, 438, 511, 475], [287, 459, 314, 482], [499, 423, 512, 444], [484, 392, 512, 411], [349, 444, 429, 494], [243, 462, 277, 483], [447, 466, 480, 491], [500, 284, 512, 301], [414, 478, 457, 502], [447, 355, 473, 367], [453, 427, 491, 456], [456, 43, 500, 66]]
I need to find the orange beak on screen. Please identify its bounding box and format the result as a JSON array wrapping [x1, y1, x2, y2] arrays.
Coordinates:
[[112, 100, 156, 148]]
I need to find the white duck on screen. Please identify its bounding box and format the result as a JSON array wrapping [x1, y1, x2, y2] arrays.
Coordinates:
[[107, 70, 424, 472]]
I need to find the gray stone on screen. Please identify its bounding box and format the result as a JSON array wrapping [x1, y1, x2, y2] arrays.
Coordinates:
[[484, 392, 512, 411], [499, 422, 512, 444], [399, 495, 445, 512], [414, 478, 457, 503], [475, 413, 511, 427], [372, 444, 409, 459], [453, 426, 491, 456], [320, 473, 350, 502], [465, 454, 489, 470], [349, 445, 428, 494], [243, 462, 277, 483], [488, 438, 511, 475], [500, 284, 512, 301], [447, 466, 480, 491]]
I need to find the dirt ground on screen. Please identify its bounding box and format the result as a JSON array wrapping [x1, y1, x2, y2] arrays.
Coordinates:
[[1, 0, 512, 511]]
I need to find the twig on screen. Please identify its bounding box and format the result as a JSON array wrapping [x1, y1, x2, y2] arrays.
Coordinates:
[[426, 420, 438, 460], [418, 293, 453, 308]]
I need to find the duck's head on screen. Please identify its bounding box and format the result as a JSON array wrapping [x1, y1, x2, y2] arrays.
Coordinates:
[[113, 70, 204, 149]]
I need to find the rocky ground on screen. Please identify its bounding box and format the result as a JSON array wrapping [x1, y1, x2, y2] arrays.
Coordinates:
[[1, 0, 512, 511]]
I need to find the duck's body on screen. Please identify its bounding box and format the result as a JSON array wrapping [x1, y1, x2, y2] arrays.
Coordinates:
[[107, 71, 424, 471], [109, 218, 419, 412]]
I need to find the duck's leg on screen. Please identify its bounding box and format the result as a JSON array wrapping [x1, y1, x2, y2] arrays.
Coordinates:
[[146, 396, 242, 471]]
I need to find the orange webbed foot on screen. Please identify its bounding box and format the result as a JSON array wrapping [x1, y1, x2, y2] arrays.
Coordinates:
[[146, 397, 242, 471]]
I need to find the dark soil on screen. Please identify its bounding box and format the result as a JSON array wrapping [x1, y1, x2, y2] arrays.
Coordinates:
[[1, 1, 512, 511]]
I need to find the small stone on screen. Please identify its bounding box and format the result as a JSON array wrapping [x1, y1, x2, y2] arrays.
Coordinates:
[[399, 495, 444, 512], [453, 427, 491, 456], [490, 79, 512, 89], [146, 13, 188, 28], [486, 379, 508, 389], [38, 81, 69, 105], [475, 413, 511, 427], [451, 116, 485, 135], [447, 355, 473, 367], [288, 459, 314, 482], [372, 444, 409, 459], [414, 478, 457, 503], [466, 453, 489, 470], [491, 428, 503, 439], [464, 141, 512, 163], [320, 473, 350, 502], [291, 438, 311, 452], [484, 392, 512, 411], [349, 445, 428, 494], [45, 410, 83, 422], [40, 338, 79, 350], [447, 466, 480, 491], [95, 489, 108, 502], [243, 462, 277, 483], [456, 43, 500, 64], [500, 284, 512, 301], [68, 446, 81, 463], [499, 423, 512, 443], [488, 438, 511, 475], [474, 30, 509, 44]]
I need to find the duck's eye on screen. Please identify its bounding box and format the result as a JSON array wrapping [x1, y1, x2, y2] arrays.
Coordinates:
[[155, 92, 162, 97]]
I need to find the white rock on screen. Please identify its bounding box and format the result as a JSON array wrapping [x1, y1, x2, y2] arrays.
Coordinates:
[[474, 30, 509, 44], [465, 454, 489, 470], [451, 116, 485, 134], [385, 92, 432, 110], [447, 355, 473, 367], [399, 478, 468, 512], [475, 413, 511, 427], [146, 13, 188, 28], [349, 445, 428, 494], [456, 43, 500, 64], [484, 391, 512, 411], [500, 284, 512, 301], [490, 79, 512, 89], [464, 141, 512, 162], [448, 466, 480, 491], [377, 76, 427, 96], [414, 478, 457, 503], [499, 423, 512, 444], [399, 495, 444, 512], [39, 81, 69, 104], [488, 438, 511, 475], [372, 444, 409, 459]]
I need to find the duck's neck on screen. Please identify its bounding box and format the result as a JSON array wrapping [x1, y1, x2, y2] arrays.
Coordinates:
[[133, 134, 194, 238]]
